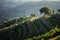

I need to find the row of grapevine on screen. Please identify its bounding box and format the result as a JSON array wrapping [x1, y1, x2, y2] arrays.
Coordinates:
[[0, 23, 25, 40], [0, 16, 30, 28], [33, 19, 48, 34], [27, 27, 60, 40]]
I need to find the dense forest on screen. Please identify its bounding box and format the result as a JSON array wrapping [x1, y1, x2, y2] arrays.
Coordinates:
[[0, 7, 60, 40]]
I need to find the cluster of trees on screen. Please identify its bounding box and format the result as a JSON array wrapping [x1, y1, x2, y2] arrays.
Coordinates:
[[39, 7, 60, 15], [39, 7, 60, 27], [31, 7, 60, 17], [31, 14, 36, 17]]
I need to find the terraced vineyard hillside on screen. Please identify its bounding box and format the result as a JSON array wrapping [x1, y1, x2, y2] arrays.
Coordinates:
[[0, 14, 60, 40], [27, 27, 60, 40]]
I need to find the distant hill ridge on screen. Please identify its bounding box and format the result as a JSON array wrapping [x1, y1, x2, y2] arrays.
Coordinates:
[[0, 1, 60, 20]]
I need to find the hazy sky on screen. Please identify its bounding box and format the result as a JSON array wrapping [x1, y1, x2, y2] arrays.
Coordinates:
[[21, 0, 60, 1], [1, 0, 60, 8], [12, 0, 60, 1], [5, 0, 60, 2]]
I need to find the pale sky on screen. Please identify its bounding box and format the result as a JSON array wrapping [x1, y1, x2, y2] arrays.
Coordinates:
[[21, 0, 60, 1], [8, 0, 60, 2]]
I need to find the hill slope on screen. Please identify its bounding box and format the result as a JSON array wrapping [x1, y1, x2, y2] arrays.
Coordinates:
[[0, 14, 60, 40]]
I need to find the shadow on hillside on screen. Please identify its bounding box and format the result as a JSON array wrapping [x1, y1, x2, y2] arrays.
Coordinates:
[[48, 14, 60, 27]]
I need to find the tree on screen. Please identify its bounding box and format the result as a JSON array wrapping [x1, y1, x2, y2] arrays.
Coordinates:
[[39, 7, 51, 15], [57, 9, 60, 14], [52, 10, 54, 14], [31, 14, 36, 17]]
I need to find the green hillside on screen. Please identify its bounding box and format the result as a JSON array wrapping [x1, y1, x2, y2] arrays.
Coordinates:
[[0, 14, 60, 40]]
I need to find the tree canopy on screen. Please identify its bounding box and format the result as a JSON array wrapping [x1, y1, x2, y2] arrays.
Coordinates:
[[57, 9, 60, 14], [39, 7, 51, 15], [31, 14, 36, 17]]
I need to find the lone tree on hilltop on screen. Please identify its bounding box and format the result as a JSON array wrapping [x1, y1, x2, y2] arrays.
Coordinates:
[[39, 7, 51, 16]]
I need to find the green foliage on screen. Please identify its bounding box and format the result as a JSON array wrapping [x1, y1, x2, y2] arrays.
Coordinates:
[[31, 14, 36, 17], [57, 9, 60, 14], [49, 35, 60, 40], [57, 9, 60, 12], [39, 7, 51, 15]]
